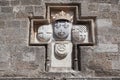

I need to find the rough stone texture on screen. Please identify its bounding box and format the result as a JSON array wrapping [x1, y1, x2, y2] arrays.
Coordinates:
[[94, 44, 118, 53], [0, 0, 120, 79]]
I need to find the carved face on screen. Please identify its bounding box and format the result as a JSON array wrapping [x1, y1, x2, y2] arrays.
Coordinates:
[[37, 25, 52, 42], [72, 25, 88, 42], [54, 20, 72, 40], [55, 43, 68, 59]]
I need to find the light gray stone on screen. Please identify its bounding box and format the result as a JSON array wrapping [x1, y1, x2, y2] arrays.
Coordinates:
[[94, 44, 118, 53], [72, 25, 88, 43], [37, 24, 52, 43], [6, 21, 20, 28], [49, 41, 73, 72], [97, 19, 112, 27], [53, 21, 72, 40]]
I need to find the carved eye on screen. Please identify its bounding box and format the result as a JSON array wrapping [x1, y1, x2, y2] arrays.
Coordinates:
[[64, 22, 69, 28], [64, 24, 69, 28], [55, 23, 59, 28]]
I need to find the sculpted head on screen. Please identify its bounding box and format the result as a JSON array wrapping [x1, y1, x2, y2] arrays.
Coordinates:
[[53, 20, 72, 40], [72, 25, 88, 42], [37, 25, 52, 42]]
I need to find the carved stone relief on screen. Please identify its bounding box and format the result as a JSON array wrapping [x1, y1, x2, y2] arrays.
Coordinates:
[[55, 43, 70, 59], [48, 41, 73, 72], [72, 25, 88, 43], [29, 3, 96, 72], [37, 24, 52, 42], [53, 20, 72, 40]]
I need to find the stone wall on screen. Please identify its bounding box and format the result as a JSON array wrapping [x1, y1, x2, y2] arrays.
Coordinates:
[[0, 0, 120, 79]]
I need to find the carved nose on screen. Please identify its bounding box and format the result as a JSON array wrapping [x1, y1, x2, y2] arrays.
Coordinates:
[[59, 30, 65, 36]]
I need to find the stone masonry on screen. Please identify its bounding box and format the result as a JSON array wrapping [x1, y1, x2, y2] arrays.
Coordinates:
[[0, 0, 120, 80]]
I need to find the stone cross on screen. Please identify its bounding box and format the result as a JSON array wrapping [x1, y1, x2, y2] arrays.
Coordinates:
[[29, 3, 96, 72]]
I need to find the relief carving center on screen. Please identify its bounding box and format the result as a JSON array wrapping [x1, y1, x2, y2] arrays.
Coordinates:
[[29, 3, 96, 72]]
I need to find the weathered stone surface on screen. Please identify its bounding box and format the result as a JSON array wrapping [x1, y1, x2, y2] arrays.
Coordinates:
[[88, 3, 98, 11], [66, 78, 112, 80], [97, 19, 112, 28], [10, 0, 20, 6], [6, 21, 20, 28], [94, 44, 118, 53], [0, 13, 15, 20], [21, 0, 41, 5], [0, 0, 9, 6], [25, 6, 33, 13], [0, 0, 120, 78], [0, 20, 5, 29], [110, 0, 119, 4], [110, 11, 118, 19], [98, 0, 111, 3], [34, 6, 44, 16], [1, 7, 13, 13], [98, 3, 110, 12], [98, 12, 110, 19]]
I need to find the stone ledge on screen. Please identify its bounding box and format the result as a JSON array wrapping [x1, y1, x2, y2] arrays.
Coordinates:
[[0, 78, 119, 80]]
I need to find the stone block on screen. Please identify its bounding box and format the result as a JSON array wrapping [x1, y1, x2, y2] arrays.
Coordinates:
[[110, 4, 119, 12], [118, 12, 120, 19], [98, 12, 110, 19], [0, 20, 5, 29], [34, 6, 44, 16], [11, 0, 20, 6], [118, 4, 120, 11], [97, 35, 111, 44], [98, 0, 111, 3], [15, 11, 29, 18], [0, 0, 9, 6], [110, 11, 118, 19], [98, 3, 111, 12], [94, 44, 118, 53], [66, 78, 112, 80], [0, 45, 10, 62], [14, 61, 39, 70], [0, 78, 52, 80], [34, 46, 45, 71], [112, 78, 120, 80], [20, 21, 28, 30], [0, 36, 5, 44], [88, 53, 112, 71], [1, 7, 13, 13], [89, 0, 98, 3], [22, 51, 35, 62], [118, 44, 120, 52], [88, 3, 98, 11], [112, 60, 120, 69], [112, 19, 120, 27], [0, 13, 15, 20], [25, 6, 33, 13], [6, 21, 20, 28], [97, 19, 112, 28], [81, 2, 89, 16], [21, 0, 41, 5], [110, 0, 119, 4], [0, 62, 10, 70]]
